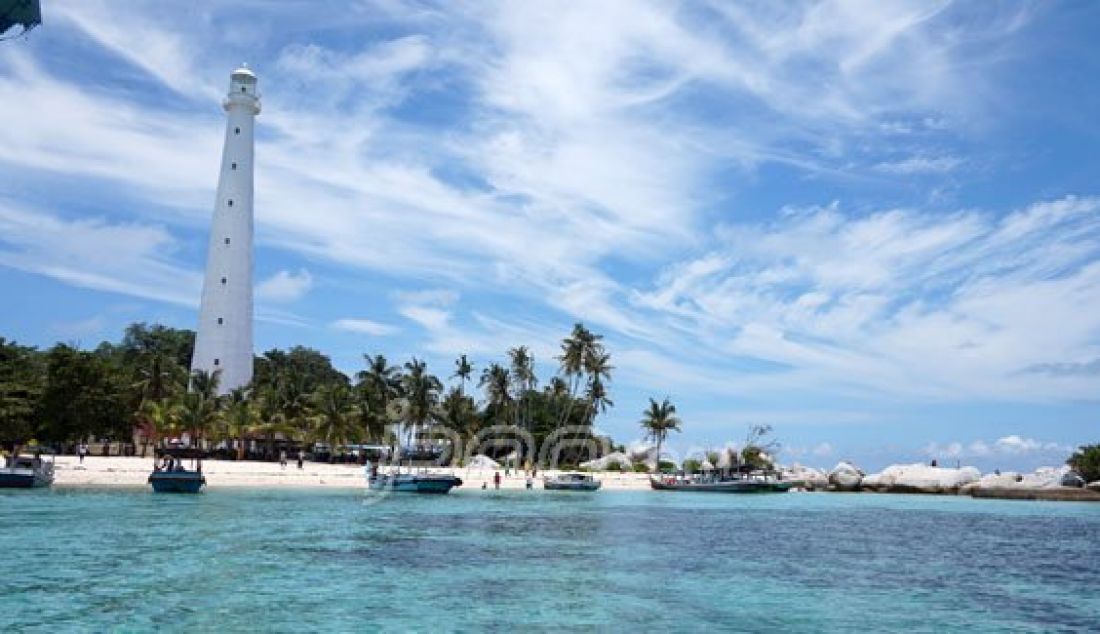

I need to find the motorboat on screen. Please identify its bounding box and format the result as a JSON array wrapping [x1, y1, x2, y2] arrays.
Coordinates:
[[0, 448, 55, 488], [366, 466, 462, 494], [649, 470, 792, 493], [543, 472, 601, 491], [148, 448, 206, 493]]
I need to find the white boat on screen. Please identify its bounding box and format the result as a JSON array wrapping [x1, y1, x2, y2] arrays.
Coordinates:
[[543, 472, 601, 491], [366, 467, 462, 494], [0, 450, 55, 488]]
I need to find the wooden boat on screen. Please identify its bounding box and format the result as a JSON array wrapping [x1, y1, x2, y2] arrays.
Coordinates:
[[543, 472, 601, 491], [0, 449, 55, 488], [367, 469, 462, 494], [649, 472, 793, 493], [148, 448, 206, 493]]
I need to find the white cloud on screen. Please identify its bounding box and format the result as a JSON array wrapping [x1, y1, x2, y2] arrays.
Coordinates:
[[633, 196, 1100, 400], [923, 435, 1070, 459], [0, 200, 200, 306], [256, 269, 314, 303], [331, 318, 398, 336], [875, 155, 963, 174]]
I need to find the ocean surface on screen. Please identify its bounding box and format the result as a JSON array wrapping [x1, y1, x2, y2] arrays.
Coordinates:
[[2, 487, 1098, 632]]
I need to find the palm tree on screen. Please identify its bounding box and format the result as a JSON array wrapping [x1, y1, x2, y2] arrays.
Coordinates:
[[189, 368, 221, 401], [452, 354, 473, 395], [640, 397, 681, 473], [508, 346, 536, 429], [176, 390, 223, 448], [582, 351, 613, 425], [479, 363, 512, 425], [583, 375, 614, 425], [137, 397, 182, 454], [310, 384, 362, 451], [357, 354, 400, 438], [133, 350, 186, 403], [440, 386, 478, 439], [555, 323, 602, 428], [223, 388, 260, 460], [401, 357, 442, 444]]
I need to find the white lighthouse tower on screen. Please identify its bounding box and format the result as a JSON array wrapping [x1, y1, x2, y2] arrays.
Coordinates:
[[190, 65, 261, 394]]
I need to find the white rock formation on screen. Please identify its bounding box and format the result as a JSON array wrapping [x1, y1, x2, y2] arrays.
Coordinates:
[[861, 463, 980, 494], [828, 461, 864, 491], [782, 464, 829, 490], [466, 455, 500, 470], [965, 466, 1082, 491], [580, 451, 634, 471]]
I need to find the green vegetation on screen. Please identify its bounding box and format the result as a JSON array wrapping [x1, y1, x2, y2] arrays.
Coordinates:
[[639, 396, 681, 473], [0, 321, 617, 465], [1067, 444, 1100, 482]]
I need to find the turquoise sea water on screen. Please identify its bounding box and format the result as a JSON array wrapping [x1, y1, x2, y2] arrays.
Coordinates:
[[2, 487, 1098, 632]]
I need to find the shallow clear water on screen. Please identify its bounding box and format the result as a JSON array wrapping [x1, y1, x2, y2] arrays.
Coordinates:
[[2, 487, 1098, 632]]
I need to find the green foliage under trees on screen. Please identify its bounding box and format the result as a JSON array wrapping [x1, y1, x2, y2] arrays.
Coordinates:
[[1067, 444, 1100, 482]]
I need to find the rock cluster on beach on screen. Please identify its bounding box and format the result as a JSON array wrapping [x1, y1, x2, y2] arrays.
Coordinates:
[[789, 461, 1100, 501]]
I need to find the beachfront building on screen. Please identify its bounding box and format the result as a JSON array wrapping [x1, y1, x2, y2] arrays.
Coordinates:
[[190, 65, 261, 394]]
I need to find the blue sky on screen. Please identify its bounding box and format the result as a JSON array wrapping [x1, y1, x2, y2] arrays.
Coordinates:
[[2, 1, 1099, 471]]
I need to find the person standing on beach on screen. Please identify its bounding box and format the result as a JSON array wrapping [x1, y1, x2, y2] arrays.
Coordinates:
[[279, 449, 287, 469], [493, 471, 501, 490], [78, 442, 88, 464], [297, 451, 304, 469]]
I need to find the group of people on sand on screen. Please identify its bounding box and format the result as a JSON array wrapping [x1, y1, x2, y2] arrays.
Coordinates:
[[481, 469, 537, 490], [278, 450, 305, 470]]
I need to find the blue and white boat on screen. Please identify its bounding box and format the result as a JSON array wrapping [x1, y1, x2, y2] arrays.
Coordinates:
[[0, 449, 55, 488], [366, 467, 462, 494], [148, 449, 206, 493]]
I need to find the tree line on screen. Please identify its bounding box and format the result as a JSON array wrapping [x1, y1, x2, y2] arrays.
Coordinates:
[[0, 322, 624, 465]]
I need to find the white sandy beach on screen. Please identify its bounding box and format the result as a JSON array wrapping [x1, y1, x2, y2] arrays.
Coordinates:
[[51, 456, 654, 491]]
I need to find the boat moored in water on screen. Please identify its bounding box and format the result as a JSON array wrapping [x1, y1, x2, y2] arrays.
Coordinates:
[[0, 448, 55, 488], [650, 470, 792, 493], [366, 467, 463, 494], [543, 472, 602, 491], [148, 448, 206, 494]]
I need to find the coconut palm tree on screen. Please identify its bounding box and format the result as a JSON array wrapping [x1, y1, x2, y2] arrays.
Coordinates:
[[223, 387, 260, 460], [583, 374, 614, 425], [452, 354, 473, 395], [479, 363, 512, 426], [640, 397, 681, 473], [508, 346, 536, 429], [176, 390, 223, 448], [309, 383, 362, 451], [137, 396, 182, 453], [357, 353, 400, 438], [401, 357, 443, 444], [440, 386, 478, 439], [582, 351, 613, 425], [133, 350, 186, 403], [555, 323, 602, 428], [189, 368, 221, 401]]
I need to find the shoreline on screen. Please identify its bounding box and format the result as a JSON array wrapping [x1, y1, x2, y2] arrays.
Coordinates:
[[43, 456, 1100, 501]]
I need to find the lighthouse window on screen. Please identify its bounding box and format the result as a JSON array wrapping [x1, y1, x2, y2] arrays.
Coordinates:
[[213, 358, 220, 366], [217, 317, 223, 325], [224, 237, 231, 245], [221, 277, 227, 285], [231, 162, 237, 170], [227, 199, 233, 207], [241, 86, 246, 93], [234, 127, 240, 134]]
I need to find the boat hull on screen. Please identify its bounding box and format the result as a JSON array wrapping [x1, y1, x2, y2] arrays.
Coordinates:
[[148, 471, 206, 493], [368, 474, 462, 494], [0, 469, 53, 488], [544, 480, 602, 491], [649, 477, 792, 493]]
